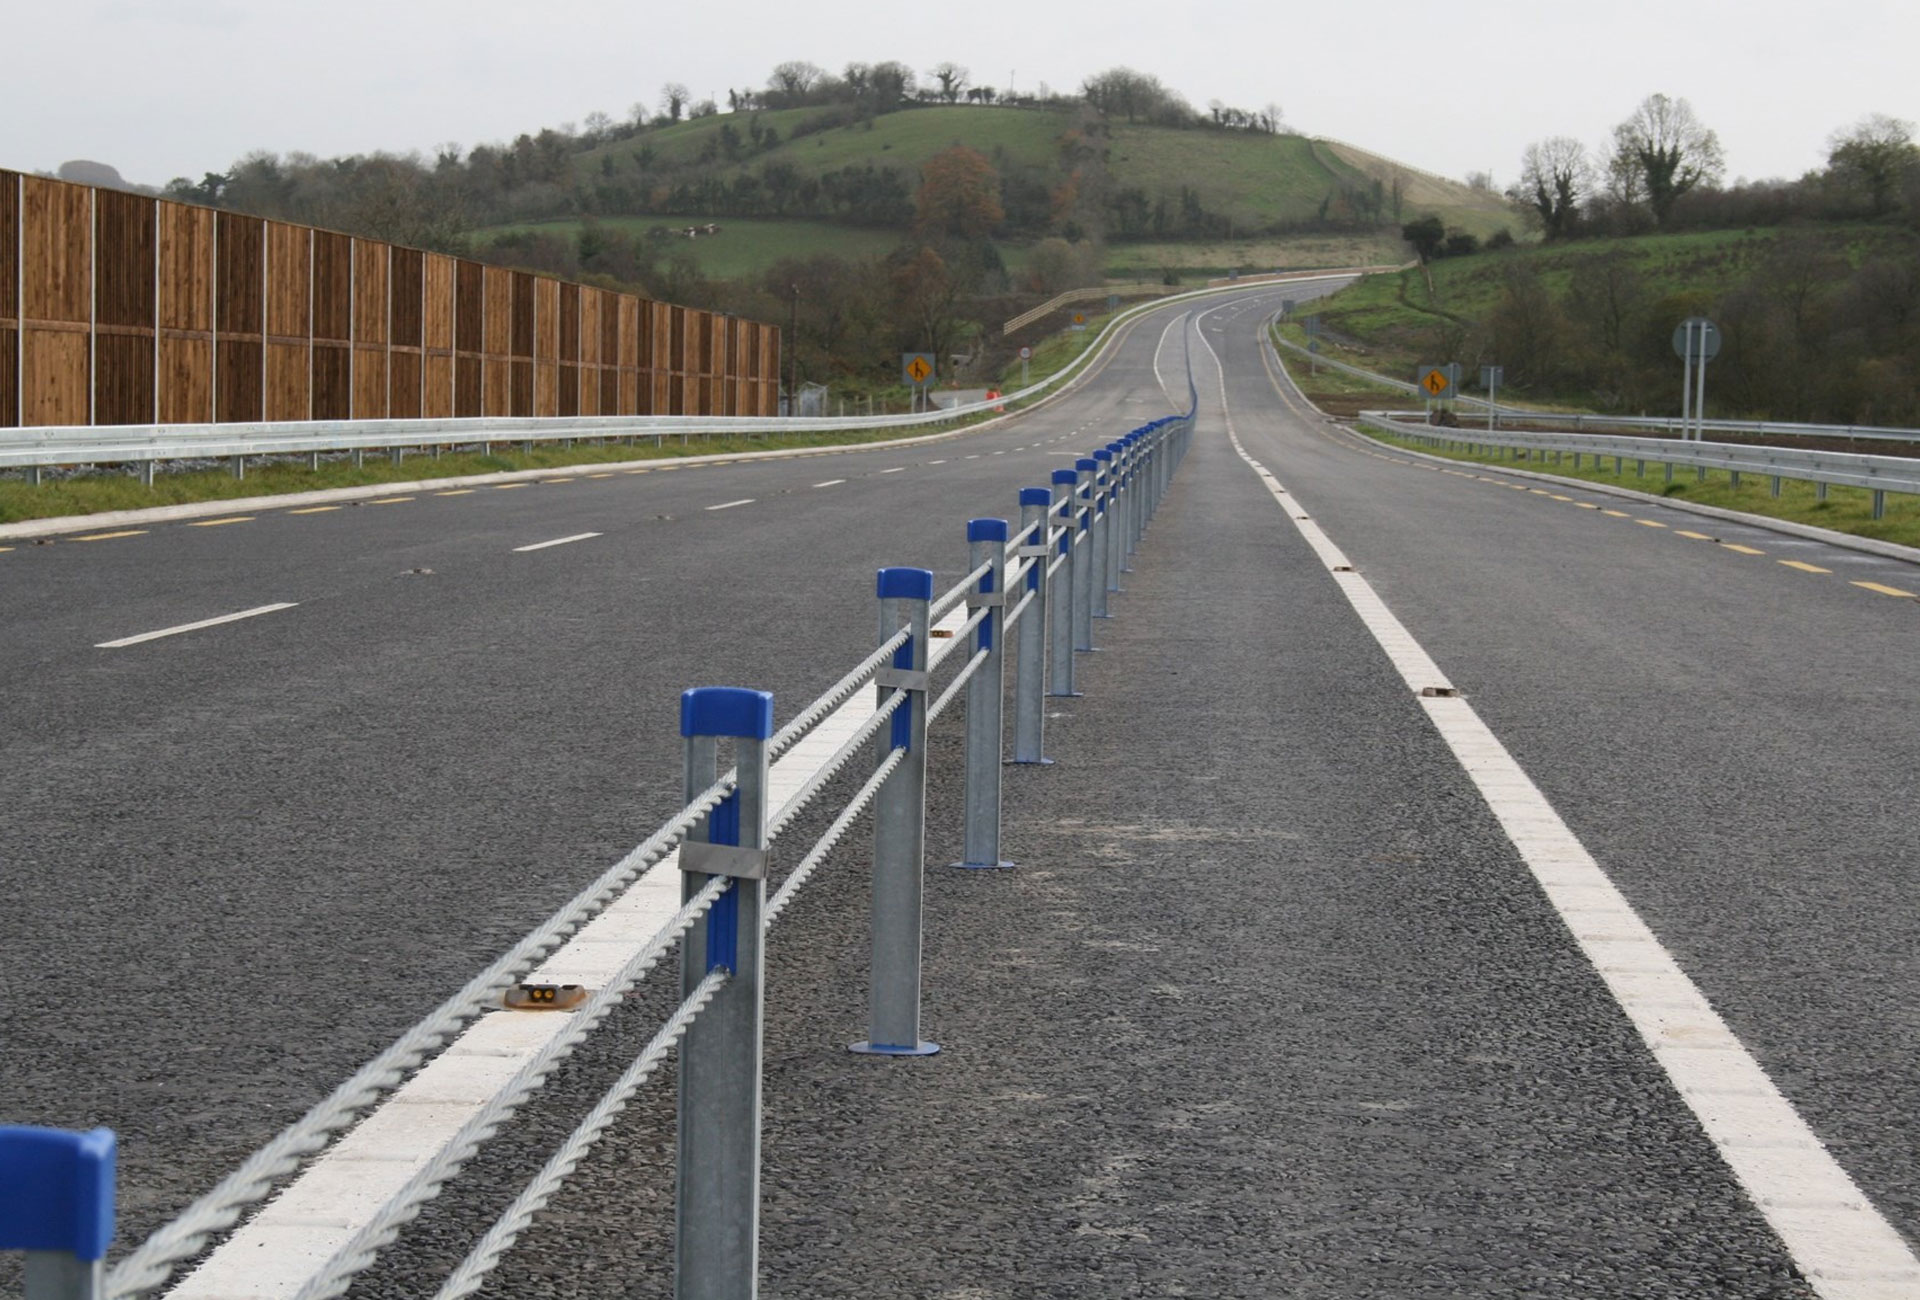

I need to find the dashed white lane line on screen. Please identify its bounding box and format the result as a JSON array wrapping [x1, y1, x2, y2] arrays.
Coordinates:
[[96, 602, 299, 649], [705, 499, 755, 511], [880, 467, 906, 474], [512, 532, 603, 552], [173, 604, 973, 1297], [813, 479, 847, 488], [1198, 319, 1920, 1299], [928, 460, 947, 465]]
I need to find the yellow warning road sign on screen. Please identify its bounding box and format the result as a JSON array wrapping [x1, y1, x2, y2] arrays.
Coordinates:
[[902, 352, 934, 385], [1421, 368, 1450, 397]]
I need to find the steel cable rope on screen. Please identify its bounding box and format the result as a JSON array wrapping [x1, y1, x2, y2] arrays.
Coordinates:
[[927, 650, 990, 724], [429, 967, 729, 1300], [768, 627, 910, 763], [767, 688, 907, 842], [285, 875, 731, 1300], [929, 559, 993, 621], [104, 776, 736, 1298], [765, 743, 909, 928]]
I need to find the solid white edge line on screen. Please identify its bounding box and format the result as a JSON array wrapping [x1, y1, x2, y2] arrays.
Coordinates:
[[1189, 307, 1920, 1299], [705, 499, 754, 511], [95, 603, 299, 649], [172, 607, 972, 1298], [511, 532, 603, 552]]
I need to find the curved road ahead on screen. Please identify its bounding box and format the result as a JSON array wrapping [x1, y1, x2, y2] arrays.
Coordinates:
[[2, 284, 1914, 1297]]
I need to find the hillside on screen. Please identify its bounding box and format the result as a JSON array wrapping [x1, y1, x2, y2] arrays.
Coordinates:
[[487, 103, 1513, 281]]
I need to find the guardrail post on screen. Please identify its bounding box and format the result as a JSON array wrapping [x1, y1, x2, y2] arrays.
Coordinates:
[[676, 686, 774, 1300], [1090, 449, 1113, 618], [852, 568, 938, 1057], [1012, 489, 1053, 765], [1105, 440, 1128, 585], [0, 1125, 116, 1300], [1072, 459, 1097, 652], [956, 518, 1012, 869], [1048, 469, 1081, 698], [1125, 431, 1144, 560]]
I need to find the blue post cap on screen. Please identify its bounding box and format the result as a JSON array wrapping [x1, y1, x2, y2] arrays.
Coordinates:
[[967, 517, 1010, 543], [680, 687, 775, 740], [876, 566, 934, 601], [1093, 448, 1113, 462], [1019, 487, 1052, 507], [0, 1126, 116, 1260], [1075, 458, 1098, 473], [1108, 440, 1126, 453], [1051, 468, 1078, 486]]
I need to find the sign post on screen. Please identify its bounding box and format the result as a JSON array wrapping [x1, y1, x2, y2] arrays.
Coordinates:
[[1671, 318, 1721, 440], [902, 352, 935, 413], [1479, 364, 1504, 431], [1305, 315, 1320, 375], [1018, 345, 1031, 387]]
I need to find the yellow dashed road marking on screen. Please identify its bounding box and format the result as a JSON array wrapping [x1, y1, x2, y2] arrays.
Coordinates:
[[625, 469, 650, 475], [1636, 519, 1666, 528], [541, 478, 575, 485], [1602, 509, 1631, 518], [189, 516, 254, 527], [371, 496, 414, 505], [494, 483, 530, 490], [1575, 503, 1599, 510], [436, 489, 475, 497], [290, 506, 341, 514], [1853, 581, 1917, 598], [73, 530, 147, 541], [1676, 530, 1714, 540], [1721, 543, 1766, 555], [587, 473, 615, 479], [1779, 561, 1832, 574]]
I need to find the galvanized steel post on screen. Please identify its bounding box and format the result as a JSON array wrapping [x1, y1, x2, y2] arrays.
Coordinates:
[[1072, 459, 1097, 653], [852, 568, 938, 1057], [956, 518, 1012, 869], [676, 687, 775, 1300], [1048, 469, 1081, 697], [1124, 431, 1143, 561], [0, 1125, 115, 1300], [1090, 448, 1113, 618], [1105, 440, 1127, 587], [1011, 489, 1053, 765]]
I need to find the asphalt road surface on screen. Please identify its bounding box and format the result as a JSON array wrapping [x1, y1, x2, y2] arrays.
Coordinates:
[[2, 283, 1913, 1296]]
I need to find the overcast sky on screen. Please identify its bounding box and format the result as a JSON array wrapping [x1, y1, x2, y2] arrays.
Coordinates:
[[6, 0, 1913, 192]]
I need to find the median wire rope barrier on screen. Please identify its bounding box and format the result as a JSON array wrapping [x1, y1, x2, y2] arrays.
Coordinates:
[[2, 276, 1288, 485], [5, 379, 1198, 1300]]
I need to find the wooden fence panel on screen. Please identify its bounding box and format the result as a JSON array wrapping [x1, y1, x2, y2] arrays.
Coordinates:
[[509, 271, 533, 417], [454, 258, 483, 418], [600, 293, 622, 414], [534, 276, 559, 417], [351, 239, 389, 420], [557, 281, 579, 417], [0, 173, 16, 427], [422, 252, 454, 418], [157, 201, 213, 424], [310, 230, 351, 420], [648, 300, 670, 414], [94, 188, 156, 426], [265, 221, 311, 422], [482, 266, 511, 416], [213, 211, 264, 423], [21, 177, 91, 426], [618, 294, 641, 414], [761, 324, 780, 416], [578, 287, 602, 417], [387, 246, 423, 419]]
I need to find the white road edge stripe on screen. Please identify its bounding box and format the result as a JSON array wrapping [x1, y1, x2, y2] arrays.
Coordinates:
[[95, 602, 298, 649], [705, 499, 754, 511], [512, 532, 602, 552], [172, 605, 973, 1298], [1190, 309, 1920, 1299]]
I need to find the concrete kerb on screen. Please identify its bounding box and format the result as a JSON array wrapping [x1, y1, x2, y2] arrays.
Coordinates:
[[2, 278, 1329, 544], [1352, 415, 1920, 569]]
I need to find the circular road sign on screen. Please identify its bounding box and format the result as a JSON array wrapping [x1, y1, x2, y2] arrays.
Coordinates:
[[1018, 346, 1032, 359], [1672, 317, 1723, 363]]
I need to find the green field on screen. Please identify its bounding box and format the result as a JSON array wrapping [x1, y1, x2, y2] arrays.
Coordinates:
[[1103, 233, 1409, 279], [477, 216, 940, 280]]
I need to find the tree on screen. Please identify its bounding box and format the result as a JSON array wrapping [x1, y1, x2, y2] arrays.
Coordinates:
[[1401, 215, 1446, 262], [869, 61, 917, 111], [1511, 137, 1590, 240], [767, 61, 825, 104], [659, 83, 690, 122], [929, 62, 969, 104], [915, 146, 1003, 240], [1082, 67, 1178, 125], [1827, 114, 1919, 216], [1610, 93, 1724, 225]]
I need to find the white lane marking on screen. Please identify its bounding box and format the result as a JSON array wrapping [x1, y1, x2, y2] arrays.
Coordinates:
[[928, 460, 947, 465], [173, 603, 973, 1297], [1193, 318, 1920, 1299], [512, 532, 603, 552], [880, 467, 906, 474], [1152, 311, 1187, 408], [96, 602, 298, 649], [812, 479, 847, 488], [706, 499, 754, 511]]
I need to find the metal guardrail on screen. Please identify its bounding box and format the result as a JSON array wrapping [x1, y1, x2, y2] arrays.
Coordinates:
[[0, 277, 1306, 487], [1360, 412, 1920, 518], [2, 368, 1201, 1298], [1271, 332, 1920, 446]]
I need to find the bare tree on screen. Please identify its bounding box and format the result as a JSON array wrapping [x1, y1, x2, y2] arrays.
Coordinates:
[[1610, 93, 1724, 224], [929, 62, 969, 104], [1511, 137, 1591, 240], [1827, 114, 1919, 215], [659, 83, 690, 122], [768, 61, 825, 102]]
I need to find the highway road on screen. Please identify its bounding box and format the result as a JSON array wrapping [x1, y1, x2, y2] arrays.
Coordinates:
[[3, 282, 1915, 1297]]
